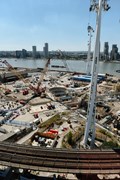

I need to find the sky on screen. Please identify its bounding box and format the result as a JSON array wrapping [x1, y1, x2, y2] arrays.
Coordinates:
[[0, 0, 119, 51]]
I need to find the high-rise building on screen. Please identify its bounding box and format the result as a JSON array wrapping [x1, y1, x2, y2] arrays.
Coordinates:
[[103, 42, 109, 61], [43, 43, 49, 58], [16, 50, 22, 58], [21, 49, 27, 58], [32, 46, 37, 58], [43, 46, 45, 57], [110, 44, 119, 60]]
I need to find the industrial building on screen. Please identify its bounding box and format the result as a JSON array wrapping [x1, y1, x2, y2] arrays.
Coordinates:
[[0, 68, 28, 82]]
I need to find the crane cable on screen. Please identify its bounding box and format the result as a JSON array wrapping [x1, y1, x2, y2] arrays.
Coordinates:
[[88, 0, 92, 27]]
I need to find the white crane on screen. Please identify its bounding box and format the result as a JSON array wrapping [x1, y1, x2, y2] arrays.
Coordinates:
[[83, 0, 110, 148], [86, 25, 94, 75], [57, 49, 70, 72]]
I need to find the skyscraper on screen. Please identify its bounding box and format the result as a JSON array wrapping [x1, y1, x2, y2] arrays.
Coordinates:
[[103, 42, 109, 60], [110, 44, 119, 60], [21, 49, 27, 58], [32, 46, 37, 59], [43, 43, 49, 58]]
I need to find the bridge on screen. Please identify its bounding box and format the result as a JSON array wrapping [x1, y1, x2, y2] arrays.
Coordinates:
[[0, 142, 120, 174]]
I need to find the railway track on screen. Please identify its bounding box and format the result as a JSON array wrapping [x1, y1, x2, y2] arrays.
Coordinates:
[[0, 142, 120, 174]]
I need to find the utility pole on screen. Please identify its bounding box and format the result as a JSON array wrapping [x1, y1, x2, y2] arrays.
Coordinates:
[[83, 0, 110, 148], [86, 25, 94, 75]]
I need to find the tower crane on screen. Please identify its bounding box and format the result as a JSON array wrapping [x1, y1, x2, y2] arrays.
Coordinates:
[[2, 60, 30, 95], [29, 58, 50, 96], [83, 0, 110, 148], [2, 60, 27, 84], [2, 58, 50, 96], [57, 50, 70, 72]]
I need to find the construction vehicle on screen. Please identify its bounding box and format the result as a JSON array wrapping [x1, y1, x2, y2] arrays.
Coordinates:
[[0, 86, 11, 95], [49, 129, 58, 134], [0, 86, 27, 106], [22, 89, 29, 95], [33, 113, 39, 118], [47, 103, 55, 110], [4, 89, 11, 95]]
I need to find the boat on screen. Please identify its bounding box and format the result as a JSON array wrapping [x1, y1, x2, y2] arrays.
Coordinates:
[[116, 70, 120, 73], [51, 65, 66, 68]]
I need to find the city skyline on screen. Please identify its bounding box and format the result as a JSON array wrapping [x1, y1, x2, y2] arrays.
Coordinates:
[[0, 0, 119, 51]]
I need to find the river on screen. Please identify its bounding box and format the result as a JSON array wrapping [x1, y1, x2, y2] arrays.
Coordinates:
[[1, 58, 120, 77]]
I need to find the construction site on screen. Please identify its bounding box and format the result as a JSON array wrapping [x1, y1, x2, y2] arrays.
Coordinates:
[[0, 0, 120, 179], [0, 34, 120, 180], [0, 57, 119, 179]]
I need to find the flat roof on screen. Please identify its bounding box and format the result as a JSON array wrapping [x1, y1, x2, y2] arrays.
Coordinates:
[[0, 132, 16, 141]]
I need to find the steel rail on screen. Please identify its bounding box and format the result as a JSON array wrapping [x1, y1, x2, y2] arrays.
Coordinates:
[[0, 142, 120, 174]]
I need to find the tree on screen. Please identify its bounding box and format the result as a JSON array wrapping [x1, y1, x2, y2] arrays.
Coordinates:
[[67, 131, 73, 145]]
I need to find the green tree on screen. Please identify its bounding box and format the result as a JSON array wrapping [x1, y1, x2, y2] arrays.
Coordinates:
[[67, 131, 73, 145]]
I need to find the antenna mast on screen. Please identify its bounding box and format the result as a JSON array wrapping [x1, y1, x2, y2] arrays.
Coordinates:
[[86, 25, 94, 75], [83, 0, 110, 148]]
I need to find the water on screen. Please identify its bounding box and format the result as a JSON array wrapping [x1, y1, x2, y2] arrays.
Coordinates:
[[1, 58, 120, 76]]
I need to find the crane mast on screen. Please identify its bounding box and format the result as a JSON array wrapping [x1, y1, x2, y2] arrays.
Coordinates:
[[29, 58, 50, 95], [36, 58, 50, 90], [83, 0, 110, 148]]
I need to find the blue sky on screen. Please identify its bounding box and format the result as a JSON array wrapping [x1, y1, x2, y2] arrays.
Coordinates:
[[0, 0, 119, 51]]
